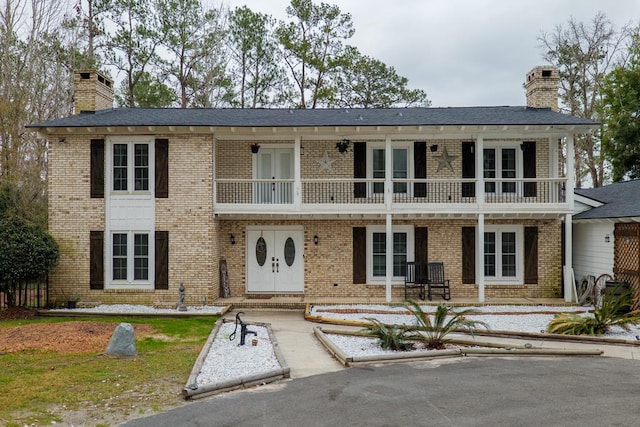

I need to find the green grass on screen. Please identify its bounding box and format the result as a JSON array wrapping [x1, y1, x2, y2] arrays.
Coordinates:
[[0, 315, 217, 426]]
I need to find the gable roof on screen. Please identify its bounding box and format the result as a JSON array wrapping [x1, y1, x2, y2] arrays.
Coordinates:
[[574, 180, 640, 221], [29, 106, 597, 129]]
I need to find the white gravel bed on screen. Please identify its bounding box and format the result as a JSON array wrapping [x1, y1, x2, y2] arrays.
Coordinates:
[[196, 322, 280, 386], [50, 304, 224, 314], [310, 304, 640, 340]]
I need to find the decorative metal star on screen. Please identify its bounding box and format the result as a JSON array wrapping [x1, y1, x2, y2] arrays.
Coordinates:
[[315, 150, 337, 173], [434, 147, 458, 172]]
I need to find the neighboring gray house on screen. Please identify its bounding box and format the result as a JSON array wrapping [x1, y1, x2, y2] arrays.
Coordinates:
[[573, 180, 640, 291]]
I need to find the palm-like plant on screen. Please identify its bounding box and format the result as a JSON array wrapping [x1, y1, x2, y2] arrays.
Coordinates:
[[404, 300, 488, 350], [547, 285, 640, 336], [362, 318, 415, 351]]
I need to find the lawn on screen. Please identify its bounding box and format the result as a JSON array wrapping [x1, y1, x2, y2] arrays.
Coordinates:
[[0, 315, 217, 426]]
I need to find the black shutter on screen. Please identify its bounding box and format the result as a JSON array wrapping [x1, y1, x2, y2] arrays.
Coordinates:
[[522, 141, 536, 197], [462, 227, 476, 284], [524, 226, 538, 284], [155, 139, 169, 198], [415, 227, 428, 264], [353, 142, 366, 198], [90, 231, 104, 289], [461, 141, 475, 197], [414, 142, 427, 197], [155, 231, 169, 290], [90, 139, 105, 198], [353, 227, 366, 284]]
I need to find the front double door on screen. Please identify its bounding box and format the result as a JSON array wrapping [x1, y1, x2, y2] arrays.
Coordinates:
[[246, 228, 304, 293]]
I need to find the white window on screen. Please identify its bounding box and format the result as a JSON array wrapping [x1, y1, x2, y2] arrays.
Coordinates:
[[111, 141, 153, 193], [483, 144, 520, 194], [367, 225, 414, 283], [110, 231, 153, 285], [368, 144, 412, 196], [484, 225, 523, 283]]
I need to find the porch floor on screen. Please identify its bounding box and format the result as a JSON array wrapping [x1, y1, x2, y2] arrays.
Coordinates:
[[213, 296, 573, 310]]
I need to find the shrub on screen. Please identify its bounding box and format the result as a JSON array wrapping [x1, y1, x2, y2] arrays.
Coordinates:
[[0, 217, 58, 307], [362, 318, 415, 351], [547, 285, 640, 336], [405, 300, 488, 350]]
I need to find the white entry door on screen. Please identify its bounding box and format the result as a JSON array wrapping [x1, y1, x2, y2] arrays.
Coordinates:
[[246, 228, 304, 293], [253, 148, 294, 204]]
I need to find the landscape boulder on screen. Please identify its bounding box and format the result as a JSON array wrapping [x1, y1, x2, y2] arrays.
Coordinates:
[[106, 322, 137, 356]]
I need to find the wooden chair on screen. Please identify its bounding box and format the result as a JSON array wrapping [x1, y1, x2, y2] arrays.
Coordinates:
[[427, 262, 451, 301], [404, 261, 426, 300]]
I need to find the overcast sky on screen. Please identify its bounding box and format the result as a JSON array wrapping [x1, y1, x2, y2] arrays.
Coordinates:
[[227, 0, 640, 108]]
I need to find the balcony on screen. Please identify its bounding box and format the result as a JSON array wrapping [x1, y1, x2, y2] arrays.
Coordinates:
[[214, 178, 568, 216]]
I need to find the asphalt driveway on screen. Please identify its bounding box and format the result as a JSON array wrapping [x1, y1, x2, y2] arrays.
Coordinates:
[[123, 356, 640, 426]]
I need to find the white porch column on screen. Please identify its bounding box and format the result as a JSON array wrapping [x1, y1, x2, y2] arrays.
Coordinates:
[[294, 137, 302, 210], [475, 135, 484, 206], [384, 137, 392, 210], [564, 134, 576, 302], [475, 136, 485, 303], [477, 213, 485, 303], [386, 213, 393, 302]]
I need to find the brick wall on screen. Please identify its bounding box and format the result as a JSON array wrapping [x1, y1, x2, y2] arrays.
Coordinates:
[[48, 133, 216, 307], [218, 218, 562, 300], [49, 132, 562, 305]]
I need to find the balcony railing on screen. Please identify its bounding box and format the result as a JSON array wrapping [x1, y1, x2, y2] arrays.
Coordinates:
[[215, 178, 566, 206]]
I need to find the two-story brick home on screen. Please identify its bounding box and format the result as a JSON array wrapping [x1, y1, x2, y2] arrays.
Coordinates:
[[29, 67, 597, 307]]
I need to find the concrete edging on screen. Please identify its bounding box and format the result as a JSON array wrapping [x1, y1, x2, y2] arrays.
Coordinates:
[[314, 327, 603, 367], [182, 318, 290, 400]]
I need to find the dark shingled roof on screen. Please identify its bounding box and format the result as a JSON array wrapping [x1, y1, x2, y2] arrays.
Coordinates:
[[574, 180, 640, 220], [29, 106, 598, 128]]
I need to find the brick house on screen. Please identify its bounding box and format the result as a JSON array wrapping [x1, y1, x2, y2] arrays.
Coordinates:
[[29, 67, 597, 306]]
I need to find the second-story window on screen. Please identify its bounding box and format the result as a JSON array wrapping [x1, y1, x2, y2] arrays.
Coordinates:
[[484, 146, 519, 194], [112, 142, 151, 193], [369, 145, 410, 195]]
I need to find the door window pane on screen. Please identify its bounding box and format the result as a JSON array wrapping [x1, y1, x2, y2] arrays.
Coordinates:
[[393, 149, 408, 194], [502, 148, 516, 193], [256, 237, 267, 266], [373, 149, 385, 194], [284, 237, 295, 267], [483, 149, 496, 193]]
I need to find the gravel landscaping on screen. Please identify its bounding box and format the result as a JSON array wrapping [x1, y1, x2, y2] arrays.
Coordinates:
[[47, 303, 640, 392], [50, 304, 225, 315]]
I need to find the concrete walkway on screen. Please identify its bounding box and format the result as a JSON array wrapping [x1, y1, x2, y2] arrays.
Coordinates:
[[224, 310, 344, 378]]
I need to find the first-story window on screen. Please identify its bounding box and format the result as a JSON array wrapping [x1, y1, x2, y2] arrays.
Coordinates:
[[483, 225, 522, 282], [111, 231, 151, 283], [367, 225, 414, 282]]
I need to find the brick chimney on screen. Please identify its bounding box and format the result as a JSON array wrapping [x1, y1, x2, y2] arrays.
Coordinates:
[[525, 66, 559, 112], [73, 69, 114, 114]]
